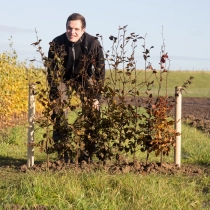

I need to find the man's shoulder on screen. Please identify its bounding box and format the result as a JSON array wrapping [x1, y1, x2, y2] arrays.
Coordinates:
[[84, 32, 95, 40], [84, 32, 101, 46], [52, 33, 67, 44]]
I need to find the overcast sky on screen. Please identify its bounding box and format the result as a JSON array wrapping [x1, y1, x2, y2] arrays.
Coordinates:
[[0, 0, 210, 70]]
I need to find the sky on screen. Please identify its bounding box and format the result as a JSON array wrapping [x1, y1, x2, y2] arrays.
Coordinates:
[[0, 0, 210, 70]]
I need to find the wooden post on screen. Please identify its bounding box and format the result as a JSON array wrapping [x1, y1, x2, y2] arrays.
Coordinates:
[[27, 84, 35, 167], [174, 86, 182, 167]]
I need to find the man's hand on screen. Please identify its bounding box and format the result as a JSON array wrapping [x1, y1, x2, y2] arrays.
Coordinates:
[[92, 99, 99, 110]]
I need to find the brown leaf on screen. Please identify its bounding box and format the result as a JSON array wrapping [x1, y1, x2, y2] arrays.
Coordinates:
[[109, 36, 114, 40], [160, 64, 164, 69], [161, 57, 165, 63], [153, 70, 157, 74], [145, 49, 149, 54], [162, 53, 168, 58], [125, 72, 131, 76]]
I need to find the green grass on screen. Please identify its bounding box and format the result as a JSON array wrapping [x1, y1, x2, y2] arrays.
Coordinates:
[[0, 123, 210, 209], [105, 70, 210, 97], [1, 170, 209, 209]]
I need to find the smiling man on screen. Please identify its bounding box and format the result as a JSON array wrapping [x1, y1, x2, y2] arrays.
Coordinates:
[[47, 13, 105, 162], [66, 16, 85, 43], [48, 13, 105, 89]]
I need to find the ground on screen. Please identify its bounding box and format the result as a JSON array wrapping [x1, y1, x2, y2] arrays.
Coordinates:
[[182, 97, 210, 133], [1, 97, 210, 209]]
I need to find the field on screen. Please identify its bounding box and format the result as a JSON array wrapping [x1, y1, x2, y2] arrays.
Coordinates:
[[0, 70, 210, 209], [105, 70, 210, 97]]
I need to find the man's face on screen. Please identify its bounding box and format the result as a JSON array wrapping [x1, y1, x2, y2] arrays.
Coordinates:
[[66, 20, 85, 42]]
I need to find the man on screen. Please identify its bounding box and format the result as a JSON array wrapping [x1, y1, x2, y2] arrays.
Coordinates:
[[47, 13, 105, 162]]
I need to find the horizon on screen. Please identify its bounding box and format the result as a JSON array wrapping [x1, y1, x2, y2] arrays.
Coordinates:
[[0, 0, 210, 71]]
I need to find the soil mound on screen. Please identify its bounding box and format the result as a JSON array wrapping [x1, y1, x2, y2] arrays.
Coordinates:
[[19, 160, 210, 176]]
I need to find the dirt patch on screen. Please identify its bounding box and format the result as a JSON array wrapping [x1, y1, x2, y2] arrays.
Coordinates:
[[17, 159, 209, 177], [124, 96, 210, 133], [182, 97, 210, 133]]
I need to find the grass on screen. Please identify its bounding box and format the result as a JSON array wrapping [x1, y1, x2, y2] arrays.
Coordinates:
[[0, 123, 210, 209], [181, 125, 210, 165], [105, 70, 210, 97], [1, 170, 209, 209]]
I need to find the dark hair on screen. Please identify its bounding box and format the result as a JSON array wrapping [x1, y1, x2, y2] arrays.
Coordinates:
[[66, 13, 86, 29]]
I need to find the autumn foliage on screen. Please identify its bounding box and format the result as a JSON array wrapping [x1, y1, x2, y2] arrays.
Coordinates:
[[0, 49, 45, 128]]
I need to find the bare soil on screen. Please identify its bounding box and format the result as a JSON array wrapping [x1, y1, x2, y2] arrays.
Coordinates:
[[182, 97, 210, 133], [18, 159, 209, 176]]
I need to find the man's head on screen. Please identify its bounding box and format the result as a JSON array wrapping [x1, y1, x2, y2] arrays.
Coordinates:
[[66, 13, 86, 43]]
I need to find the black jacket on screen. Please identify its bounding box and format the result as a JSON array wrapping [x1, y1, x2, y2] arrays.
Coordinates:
[[48, 32, 105, 83]]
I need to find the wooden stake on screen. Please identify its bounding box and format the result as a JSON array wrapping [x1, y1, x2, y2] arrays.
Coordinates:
[[174, 86, 182, 167], [27, 84, 35, 168]]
